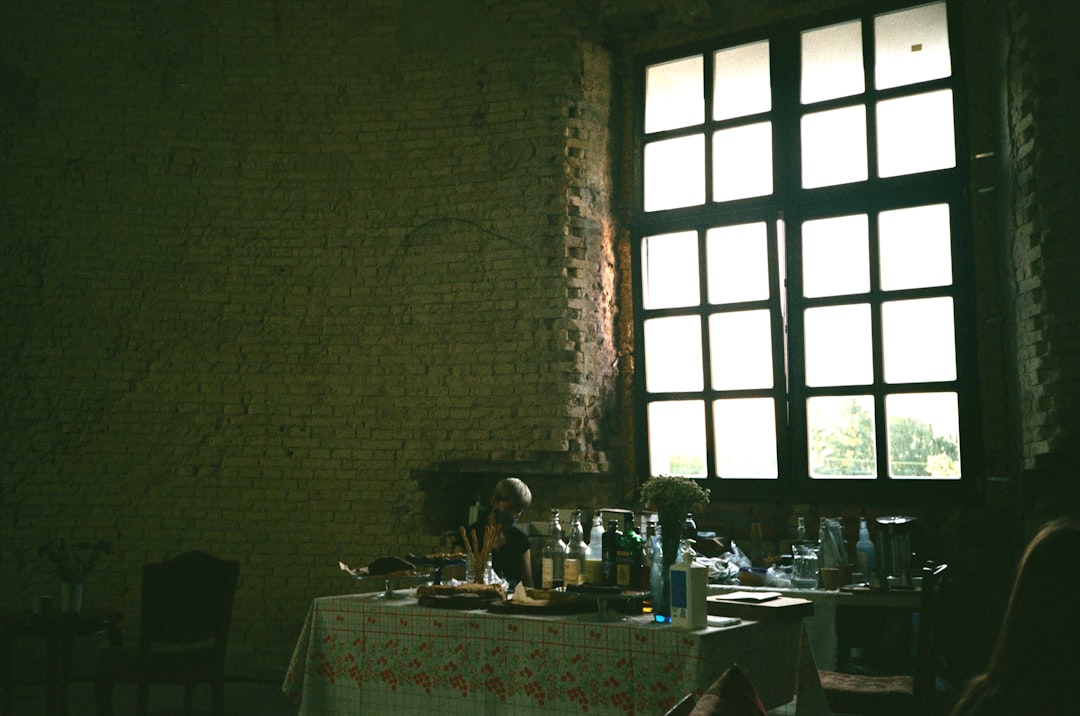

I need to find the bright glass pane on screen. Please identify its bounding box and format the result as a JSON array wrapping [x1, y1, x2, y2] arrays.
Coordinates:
[[877, 90, 955, 177], [713, 41, 771, 121], [709, 310, 774, 390], [882, 297, 956, 383], [714, 398, 778, 478], [875, 2, 951, 90], [805, 304, 873, 386], [880, 204, 953, 290], [706, 223, 770, 304], [648, 400, 707, 477], [802, 214, 870, 298], [801, 106, 867, 188], [644, 135, 706, 212], [643, 316, 704, 392], [645, 55, 704, 133], [801, 20, 864, 104], [808, 395, 877, 477], [642, 231, 700, 309], [887, 392, 961, 478], [713, 122, 773, 201]]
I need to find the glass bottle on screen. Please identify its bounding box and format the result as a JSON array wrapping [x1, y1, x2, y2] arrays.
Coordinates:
[[541, 509, 568, 589], [616, 514, 643, 589], [601, 519, 621, 586], [649, 524, 671, 622], [684, 513, 698, 544], [564, 509, 588, 587], [856, 516, 877, 581], [584, 514, 604, 584], [587, 514, 605, 560]]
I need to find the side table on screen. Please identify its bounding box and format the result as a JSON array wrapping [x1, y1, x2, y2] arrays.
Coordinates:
[[1, 608, 122, 716]]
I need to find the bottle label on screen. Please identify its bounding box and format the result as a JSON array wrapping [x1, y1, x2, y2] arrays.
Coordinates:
[[564, 558, 581, 586], [541, 558, 554, 589]]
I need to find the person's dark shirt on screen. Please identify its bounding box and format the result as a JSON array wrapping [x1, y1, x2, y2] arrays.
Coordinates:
[[465, 509, 530, 588]]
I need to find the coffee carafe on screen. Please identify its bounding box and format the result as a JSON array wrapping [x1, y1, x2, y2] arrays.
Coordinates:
[[875, 516, 917, 587]]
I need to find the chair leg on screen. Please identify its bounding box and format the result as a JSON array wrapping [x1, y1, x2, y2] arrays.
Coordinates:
[[183, 682, 194, 716], [212, 676, 226, 716], [136, 681, 149, 716], [93, 670, 114, 716]]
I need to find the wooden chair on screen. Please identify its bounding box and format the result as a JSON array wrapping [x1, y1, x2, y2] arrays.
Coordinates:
[[818, 561, 948, 715], [663, 663, 768, 716], [94, 551, 240, 716]]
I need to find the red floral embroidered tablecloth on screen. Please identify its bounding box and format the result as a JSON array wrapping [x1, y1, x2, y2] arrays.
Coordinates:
[[282, 593, 803, 715]]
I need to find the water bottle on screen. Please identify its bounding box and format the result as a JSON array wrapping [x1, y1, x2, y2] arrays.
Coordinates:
[[856, 517, 877, 581]]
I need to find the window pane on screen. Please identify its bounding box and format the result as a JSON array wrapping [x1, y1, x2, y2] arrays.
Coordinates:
[[877, 90, 955, 177], [880, 204, 953, 290], [644, 316, 704, 392], [801, 105, 867, 188], [714, 398, 778, 478], [808, 395, 877, 477], [709, 310, 774, 390], [713, 122, 773, 201], [706, 223, 770, 304], [714, 41, 771, 121], [875, 2, 951, 90], [882, 297, 956, 383], [648, 400, 707, 477], [887, 392, 960, 478], [642, 231, 700, 309], [644, 135, 706, 212], [645, 55, 704, 133], [802, 214, 870, 298], [804, 304, 873, 386], [801, 20, 864, 104]]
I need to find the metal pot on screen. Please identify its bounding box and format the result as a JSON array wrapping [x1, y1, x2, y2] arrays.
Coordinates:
[[875, 516, 918, 586]]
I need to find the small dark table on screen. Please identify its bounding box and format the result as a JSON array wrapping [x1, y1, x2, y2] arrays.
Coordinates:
[[1, 608, 122, 716]]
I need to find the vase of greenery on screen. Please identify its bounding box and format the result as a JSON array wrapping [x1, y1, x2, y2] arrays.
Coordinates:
[[640, 476, 710, 620], [38, 539, 112, 613]]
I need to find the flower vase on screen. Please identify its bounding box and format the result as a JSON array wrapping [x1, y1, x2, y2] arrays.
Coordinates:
[[61, 582, 83, 614]]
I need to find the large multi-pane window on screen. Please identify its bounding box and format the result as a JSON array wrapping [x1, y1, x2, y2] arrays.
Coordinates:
[[633, 1, 978, 501]]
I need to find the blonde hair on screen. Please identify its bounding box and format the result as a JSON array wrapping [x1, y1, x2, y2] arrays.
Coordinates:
[[492, 477, 532, 510]]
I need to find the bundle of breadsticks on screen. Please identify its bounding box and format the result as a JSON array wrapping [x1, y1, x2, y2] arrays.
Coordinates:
[[459, 514, 499, 583]]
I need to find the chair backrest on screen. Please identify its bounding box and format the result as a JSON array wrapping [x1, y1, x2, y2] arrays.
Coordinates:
[[912, 561, 948, 707], [139, 551, 240, 651]]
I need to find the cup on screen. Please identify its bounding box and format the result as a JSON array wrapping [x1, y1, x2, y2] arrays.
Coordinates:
[[33, 595, 54, 616], [820, 567, 840, 590], [792, 544, 819, 589]]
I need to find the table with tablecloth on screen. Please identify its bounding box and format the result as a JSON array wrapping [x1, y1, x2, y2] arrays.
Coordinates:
[[282, 592, 818, 715]]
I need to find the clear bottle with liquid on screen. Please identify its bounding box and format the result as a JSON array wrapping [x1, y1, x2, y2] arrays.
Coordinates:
[[564, 509, 588, 587], [541, 509, 568, 588], [584, 514, 604, 584]]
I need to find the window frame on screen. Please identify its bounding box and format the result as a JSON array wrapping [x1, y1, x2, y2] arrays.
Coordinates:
[[630, 0, 982, 504]]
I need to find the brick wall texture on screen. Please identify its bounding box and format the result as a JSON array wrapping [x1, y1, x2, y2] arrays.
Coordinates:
[[1, 0, 1076, 682]]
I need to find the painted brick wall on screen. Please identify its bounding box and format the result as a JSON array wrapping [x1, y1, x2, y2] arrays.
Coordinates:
[[1005, 0, 1080, 475], [0, 0, 616, 678]]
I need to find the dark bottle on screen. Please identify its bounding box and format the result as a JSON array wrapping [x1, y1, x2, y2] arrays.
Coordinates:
[[601, 519, 621, 586], [616, 515, 643, 589]]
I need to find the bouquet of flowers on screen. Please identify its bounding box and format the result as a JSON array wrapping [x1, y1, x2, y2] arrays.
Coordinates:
[[640, 475, 710, 520], [640, 475, 710, 560], [38, 539, 113, 582]]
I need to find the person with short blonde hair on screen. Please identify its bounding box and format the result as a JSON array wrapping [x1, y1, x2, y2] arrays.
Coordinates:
[[460, 477, 534, 588]]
